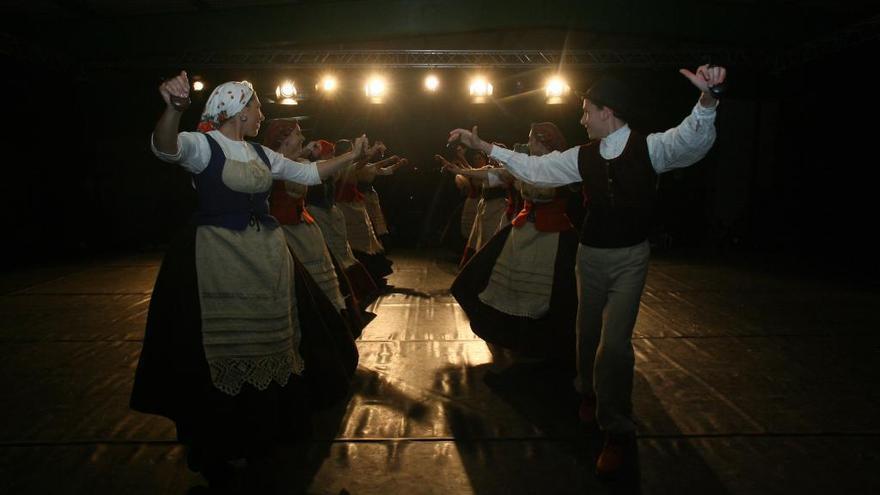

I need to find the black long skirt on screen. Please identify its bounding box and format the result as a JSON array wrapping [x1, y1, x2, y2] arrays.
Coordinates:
[[352, 250, 393, 288], [331, 251, 380, 314], [451, 224, 579, 365], [130, 224, 357, 468]]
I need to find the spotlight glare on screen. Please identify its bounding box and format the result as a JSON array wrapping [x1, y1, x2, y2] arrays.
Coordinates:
[[279, 81, 296, 98], [545, 76, 570, 104], [365, 75, 387, 103], [424, 74, 439, 91], [469, 76, 493, 103], [318, 75, 338, 93], [192, 80, 205, 91]]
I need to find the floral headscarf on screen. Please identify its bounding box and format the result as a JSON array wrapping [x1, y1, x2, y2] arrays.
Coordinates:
[[197, 81, 255, 133]]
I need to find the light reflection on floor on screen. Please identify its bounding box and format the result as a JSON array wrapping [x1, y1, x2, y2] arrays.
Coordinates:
[[1, 249, 879, 494]]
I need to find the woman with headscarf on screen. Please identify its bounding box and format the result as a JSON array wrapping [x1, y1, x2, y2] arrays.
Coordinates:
[[442, 122, 578, 371], [358, 147, 409, 250], [458, 147, 512, 267], [130, 71, 367, 490], [334, 140, 394, 289], [304, 139, 382, 310], [264, 118, 369, 341]]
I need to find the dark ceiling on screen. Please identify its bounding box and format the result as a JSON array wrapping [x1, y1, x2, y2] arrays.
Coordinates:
[[1, 0, 878, 70]]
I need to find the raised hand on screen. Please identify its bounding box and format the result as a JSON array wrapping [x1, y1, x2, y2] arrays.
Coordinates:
[[159, 70, 190, 110], [448, 126, 483, 150], [378, 155, 401, 168], [679, 64, 726, 95], [435, 154, 463, 174], [353, 134, 369, 158]]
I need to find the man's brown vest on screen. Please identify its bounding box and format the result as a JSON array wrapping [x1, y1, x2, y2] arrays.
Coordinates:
[[576, 130, 657, 248]]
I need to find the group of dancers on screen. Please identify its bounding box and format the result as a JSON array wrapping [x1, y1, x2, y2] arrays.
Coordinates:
[[131, 63, 727, 490], [439, 122, 579, 370], [445, 64, 726, 479], [130, 71, 402, 491]]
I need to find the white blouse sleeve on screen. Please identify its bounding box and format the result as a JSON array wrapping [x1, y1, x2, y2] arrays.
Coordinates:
[[262, 145, 322, 186], [490, 145, 582, 188], [150, 131, 212, 174], [647, 99, 718, 174]]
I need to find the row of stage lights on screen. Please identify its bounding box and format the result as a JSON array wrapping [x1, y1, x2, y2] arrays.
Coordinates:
[[188, 74, 572, 105]]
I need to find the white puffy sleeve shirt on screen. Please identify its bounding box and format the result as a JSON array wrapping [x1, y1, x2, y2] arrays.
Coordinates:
[[489, 99, 719, 188], [150, 130, 322, 186]]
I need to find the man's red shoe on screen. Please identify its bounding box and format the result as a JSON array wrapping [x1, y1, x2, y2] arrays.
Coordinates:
[[596, 433, 635, 480]]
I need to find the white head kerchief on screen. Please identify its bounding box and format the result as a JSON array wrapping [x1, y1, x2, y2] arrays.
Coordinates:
[[198, 81, 255, 132]]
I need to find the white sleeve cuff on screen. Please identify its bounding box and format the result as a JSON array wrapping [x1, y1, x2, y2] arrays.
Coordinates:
[[693, 98, 719, 118], [150, 133, 182, 163]]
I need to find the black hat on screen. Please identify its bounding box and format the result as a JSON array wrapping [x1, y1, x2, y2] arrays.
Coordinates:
[[580, 77, 634, 121]]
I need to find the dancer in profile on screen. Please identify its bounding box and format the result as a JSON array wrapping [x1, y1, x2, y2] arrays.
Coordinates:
[[449, 64, 726, 478], [264, 118, 369, 338], [305, 139, 381, 309], [335, 140, 395, 289], [442, 123, 576, 375], [458, 147, 509, 267], [131, 71, 367, 490], [358, 143, 409, 250]]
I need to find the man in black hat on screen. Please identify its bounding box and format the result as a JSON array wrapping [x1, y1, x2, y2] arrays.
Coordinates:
[[448, 64, 726, 479]]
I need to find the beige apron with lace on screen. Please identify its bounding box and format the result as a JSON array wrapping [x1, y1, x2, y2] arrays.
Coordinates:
[[478, 183, 561, 319], [195, 142, 304, 396]]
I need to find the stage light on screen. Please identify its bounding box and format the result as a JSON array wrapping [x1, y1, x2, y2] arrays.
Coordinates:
[[469, 77, 493, 96], [279, 81, 296, 98], [545, 76, 570, 104], [318, 75, 338, 93], [424, 74, 440, 92], [274, 80, 298, 105], [469, 76, 493, 104], [192, 80, 205, 92], [365, 75, 387, 104]]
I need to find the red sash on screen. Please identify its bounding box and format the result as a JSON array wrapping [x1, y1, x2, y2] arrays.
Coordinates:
[[511, 198, 572, 232]]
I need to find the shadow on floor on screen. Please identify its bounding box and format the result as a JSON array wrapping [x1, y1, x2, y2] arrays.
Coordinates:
[[431, 359, 732, 495]]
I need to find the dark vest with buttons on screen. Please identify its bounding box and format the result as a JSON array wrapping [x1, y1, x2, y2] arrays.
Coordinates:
[[192, 134, 279, 230], [576, 130, 656, 248]]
